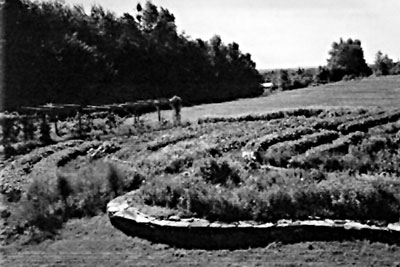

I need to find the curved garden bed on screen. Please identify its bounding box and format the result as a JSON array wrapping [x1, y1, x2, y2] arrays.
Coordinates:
[[107, 191, 400, 249], [106, 108, 400, 248]]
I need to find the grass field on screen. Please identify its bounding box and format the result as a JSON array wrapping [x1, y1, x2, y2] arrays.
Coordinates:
[[139, 75, 400, 123], [2, 215, 400, 267], [2, 75, 400, 266]]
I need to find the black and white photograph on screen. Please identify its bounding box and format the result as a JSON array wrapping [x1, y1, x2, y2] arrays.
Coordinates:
[[1, 0, 400, 266]]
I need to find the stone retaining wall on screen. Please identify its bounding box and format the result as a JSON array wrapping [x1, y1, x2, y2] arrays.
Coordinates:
[[107, 192, 400, 249]]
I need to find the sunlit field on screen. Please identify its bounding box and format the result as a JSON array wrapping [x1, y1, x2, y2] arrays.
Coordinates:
[[2, 75, 400, 266], [140, 75, 400, 123]]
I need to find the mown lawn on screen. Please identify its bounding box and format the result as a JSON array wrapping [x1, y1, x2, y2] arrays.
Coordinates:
[[2, 215, 399, 267]]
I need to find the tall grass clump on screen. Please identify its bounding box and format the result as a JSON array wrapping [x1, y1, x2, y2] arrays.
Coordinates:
[[11, 161, 145, 242]]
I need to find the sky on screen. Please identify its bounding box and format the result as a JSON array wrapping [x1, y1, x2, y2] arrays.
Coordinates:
[[50, 0, 400, 69]]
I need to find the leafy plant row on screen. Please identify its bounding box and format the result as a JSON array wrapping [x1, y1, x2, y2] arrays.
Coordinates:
[[146, 131, 202, 152], [208, 122, 278, 152], [253, 127, 316, 152], [262, 130, 340, 167], [137, 170, 400, 223], [310, 109, 384, 131], [368, 119, 400, 135], [0, 141, 102, 202], [288, 131, 366, 169], [197, 108, 326, 124], [338, 109, 400, 134], [0, 140, 84, 200]]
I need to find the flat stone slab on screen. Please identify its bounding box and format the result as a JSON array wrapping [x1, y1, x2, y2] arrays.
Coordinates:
[[107, 191, 400, 249]]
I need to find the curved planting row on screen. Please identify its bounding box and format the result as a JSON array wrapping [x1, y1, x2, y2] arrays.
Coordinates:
[[29, 140, 103, 176], [368, 120, 400, 135], [119, 170, 400, 225], [338, 109, 400, 134], [147, 132, 200, 151], [0, 140, 84, 201], [288, 131, 366, 169], [206, 122, 278, 153], [108, 191, 400, 249], [197, 108, 327, 124], [262, 130, 340, 167], [0, 140, 103, 202], [14, 140, 84, 167], [253, 127, 315, 152], [311, 109, 384, 131]]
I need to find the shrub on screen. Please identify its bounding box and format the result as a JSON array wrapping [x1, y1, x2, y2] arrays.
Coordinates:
[[11, 161, 136, 242], [107, 163, 124, 196], [198, 158, 241, 186], [164, 156, 194, 174], [21, 116, 36, 141], [141, 177, 188, 209], [21, 173, 65, 234], [39, 115, 52, 144], [57, 172, 73, 203]]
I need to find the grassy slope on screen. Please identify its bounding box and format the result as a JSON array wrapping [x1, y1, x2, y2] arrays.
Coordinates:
[[138, 75, 400, 123], [3, 75, 400, 266]]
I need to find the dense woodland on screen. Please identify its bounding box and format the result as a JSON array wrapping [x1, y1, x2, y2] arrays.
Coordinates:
[[1, 0, 263, 111]]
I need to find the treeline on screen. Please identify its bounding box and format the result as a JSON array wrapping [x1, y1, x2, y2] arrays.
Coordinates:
[[263, 38, 400, 91], [1, 0, 263, 111], [261, 68, 318, 91], [372, 51, 400, 76]]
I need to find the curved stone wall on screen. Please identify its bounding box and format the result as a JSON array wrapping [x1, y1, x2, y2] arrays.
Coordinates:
[[107, 192, 400, 249]]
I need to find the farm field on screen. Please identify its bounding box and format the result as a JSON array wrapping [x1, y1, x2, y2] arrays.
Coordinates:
[[2, 76, 400, 266]]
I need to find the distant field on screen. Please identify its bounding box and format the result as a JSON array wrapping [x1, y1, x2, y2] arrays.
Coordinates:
[[139, 75, 400, 123]]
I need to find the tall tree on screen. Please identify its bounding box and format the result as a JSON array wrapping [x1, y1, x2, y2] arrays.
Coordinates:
[[373, 51, 394, 76], [327, 38, 372, 81], [1, 0, 263, 110]]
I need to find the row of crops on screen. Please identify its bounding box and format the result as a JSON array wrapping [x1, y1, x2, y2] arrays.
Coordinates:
[[129, 107, 400, 223], [2, 107, 400, 243], [111, 107, 400, 177]]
